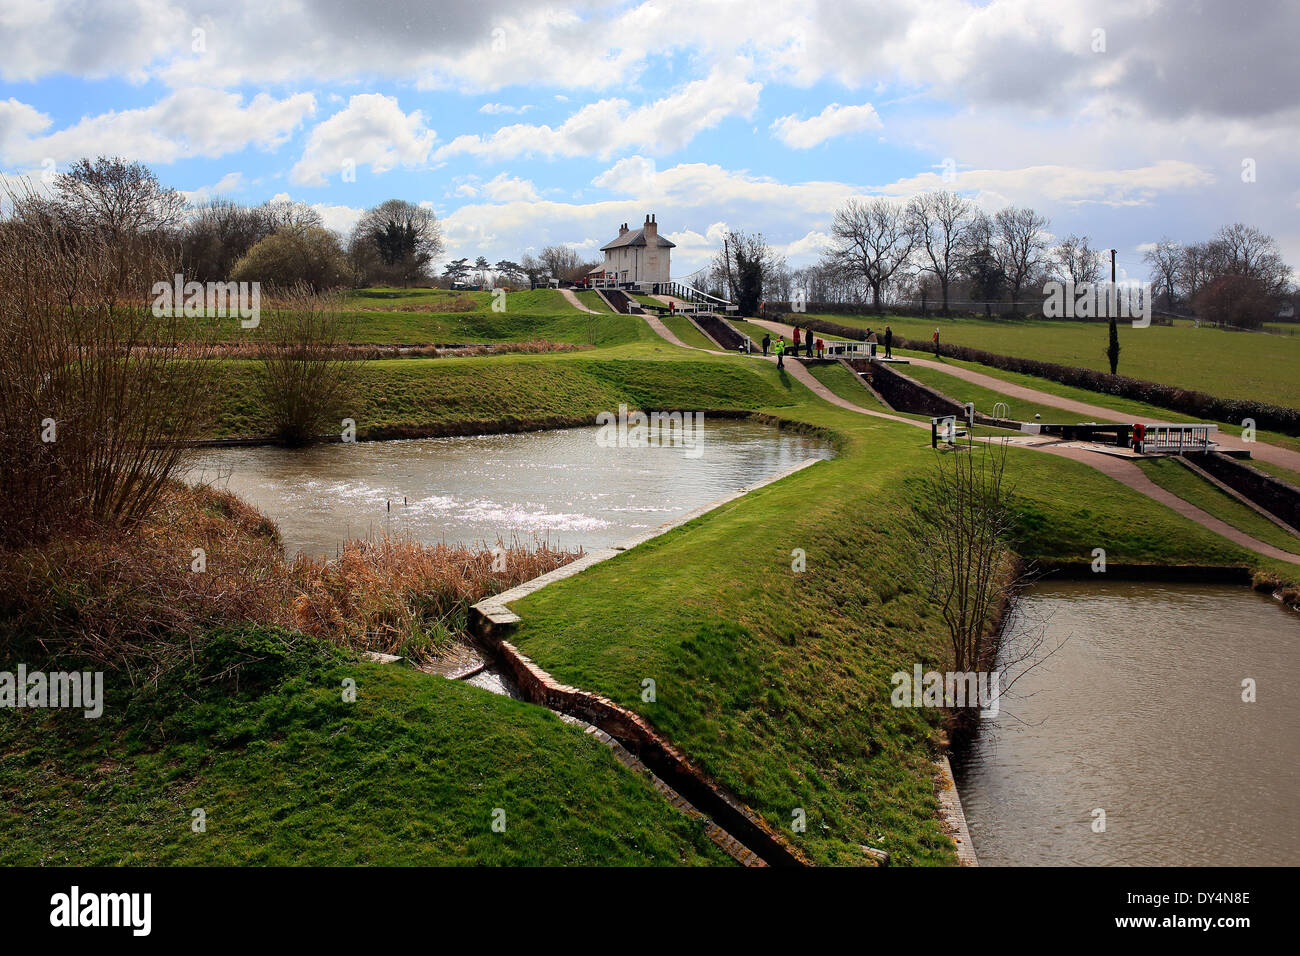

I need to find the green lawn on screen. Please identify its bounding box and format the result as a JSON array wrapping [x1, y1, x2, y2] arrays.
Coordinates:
[[198, 287, 648, 345], [796, 313, 1300, 409], [209, 351, 792, 440], [0, 628, 729, 865], [1135, 459, 1300, 555], [806, 361, 903, 415], [659, 314, 720, 351], [897, 363, 1115, 425], [574, 289, 613, 313]]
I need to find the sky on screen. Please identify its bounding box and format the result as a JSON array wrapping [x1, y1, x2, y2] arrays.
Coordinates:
[[1, 0, 1297, 281]]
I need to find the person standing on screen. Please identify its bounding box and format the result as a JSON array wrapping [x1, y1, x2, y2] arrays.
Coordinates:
[[805, 326, 813, 357], [792, 326, 801, 352], [932, 327, 940, 357], [884, 325, 893, 359], [761, 332, 771, 356], [775, 336, 786, 369], [815, 337, 824, 359]]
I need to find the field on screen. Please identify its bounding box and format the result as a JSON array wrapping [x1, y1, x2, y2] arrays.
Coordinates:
[[798, 313, 1300, 409]]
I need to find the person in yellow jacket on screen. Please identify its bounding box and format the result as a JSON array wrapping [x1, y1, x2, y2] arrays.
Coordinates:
[[774, 336, 786, 369]]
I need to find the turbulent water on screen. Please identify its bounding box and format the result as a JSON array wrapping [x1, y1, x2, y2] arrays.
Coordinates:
[[952, 581, 1299, 866], [186, 421, 832, 558]]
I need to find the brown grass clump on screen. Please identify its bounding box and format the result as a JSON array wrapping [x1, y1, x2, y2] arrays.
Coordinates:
[[356, 294, 478, 313], [0, 481, 580, 681]]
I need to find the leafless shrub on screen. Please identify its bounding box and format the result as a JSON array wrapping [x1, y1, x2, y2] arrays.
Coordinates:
[[253, 288, 360, 446], [911, 439, 1044, 729], [0, 184, 215, 547]]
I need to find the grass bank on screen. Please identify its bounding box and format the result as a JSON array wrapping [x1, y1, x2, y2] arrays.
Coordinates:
[[1135, 459, 1300, 556], [0, 627, 728, 865], [209, 352, 793, 440]]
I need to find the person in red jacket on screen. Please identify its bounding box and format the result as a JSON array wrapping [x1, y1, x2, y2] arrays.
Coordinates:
[[815, 337, 824, 358]]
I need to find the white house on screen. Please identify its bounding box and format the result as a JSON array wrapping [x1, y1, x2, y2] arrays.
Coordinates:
[[590, 214, 674, 285]]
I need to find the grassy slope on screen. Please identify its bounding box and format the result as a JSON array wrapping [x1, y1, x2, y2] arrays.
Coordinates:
[[801, 313, 1300, 409], [203, 288, 640, 345], [1135, 459, 1300, 556], [899, 362, 1112, 425], [505, 359, 1271, 866], [574, 289, 613, 313], [1249, 459, 1300, 486], [210, 347, 791, 439], [659, 314, 722, 351], [0, 633, 728, 866]]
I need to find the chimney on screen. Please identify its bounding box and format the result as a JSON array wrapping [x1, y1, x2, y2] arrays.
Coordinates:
[[618, 222, 628, 236], [644, 213, 657, 239]]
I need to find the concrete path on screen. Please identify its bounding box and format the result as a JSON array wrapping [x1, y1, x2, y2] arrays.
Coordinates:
[[634, 313, 1300, 564], [559, 287, 601, 314]]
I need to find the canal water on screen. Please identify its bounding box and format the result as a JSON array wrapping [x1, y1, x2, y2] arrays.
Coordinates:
[[186, 421, 832, 558], [952, 581, 1299, 866]]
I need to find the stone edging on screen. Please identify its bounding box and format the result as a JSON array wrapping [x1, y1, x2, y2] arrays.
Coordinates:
[[934, 755, 979, 866], [470, 458, 823, 867]]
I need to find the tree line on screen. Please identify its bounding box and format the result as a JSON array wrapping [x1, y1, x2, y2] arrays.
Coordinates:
[[710, 192, 1294, 328]]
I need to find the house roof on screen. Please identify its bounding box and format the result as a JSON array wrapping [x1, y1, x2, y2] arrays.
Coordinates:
[[600, 226, 676, 251]]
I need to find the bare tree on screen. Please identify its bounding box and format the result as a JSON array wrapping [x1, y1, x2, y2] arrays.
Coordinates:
[[829, 197, 916, 312], [0, 183, 213, 545], [1143, 238, 1181, 309], [991, 206, 1050, 314], [260, 198, 324, 232], [1209, 223, 1291, 296], [537, 244, 588, 283], [1178, 241, 1214, 304], [182, 198, 275, 281], [911, 439, 1041, 730], [908, 190, 975, 315], [52, 156, 186, 239], [1053, 234, 1103, 288]]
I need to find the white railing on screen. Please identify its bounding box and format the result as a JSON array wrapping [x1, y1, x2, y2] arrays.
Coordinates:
[[1137, 424, 1218, 453], [824, 341, 878, 358]]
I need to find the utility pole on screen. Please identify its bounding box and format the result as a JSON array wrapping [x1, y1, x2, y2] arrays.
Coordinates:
[[1106, 248, 1121, 376]]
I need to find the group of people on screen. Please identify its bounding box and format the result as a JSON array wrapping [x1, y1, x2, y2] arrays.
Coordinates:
[[755, 322, 911, 368], [760, 327, 825, 368]]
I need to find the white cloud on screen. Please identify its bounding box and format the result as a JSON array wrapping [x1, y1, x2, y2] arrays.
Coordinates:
[[290, 94, 437, 186], [478, 103, 532, 115], [435, 60, 761, 162], [181, 171, 244, 204], [0, 89, 315, 168], [770, 103, 882, 149]]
